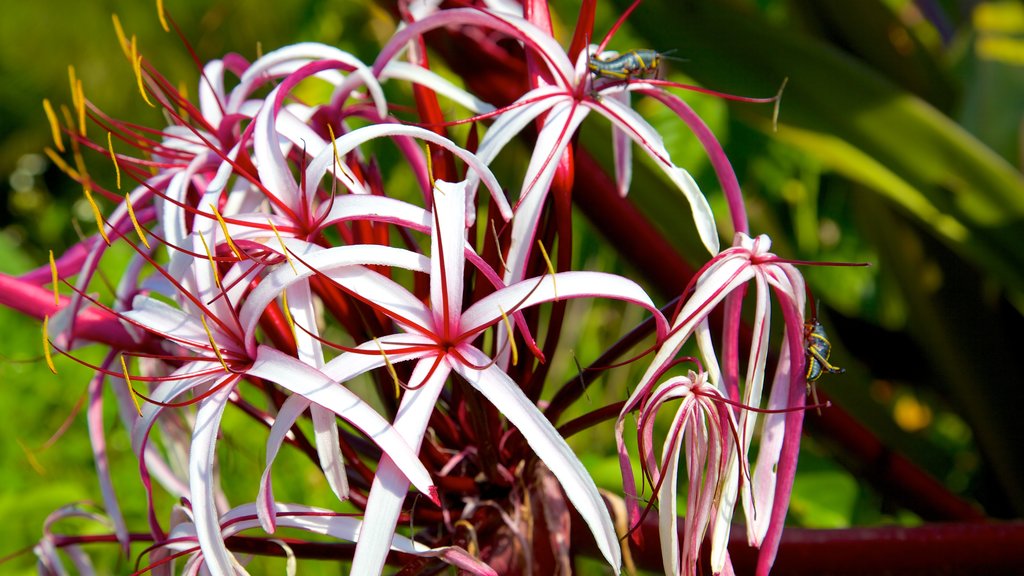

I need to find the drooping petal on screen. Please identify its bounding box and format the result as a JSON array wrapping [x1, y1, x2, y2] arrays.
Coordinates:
[[189, 383, 236, 575]]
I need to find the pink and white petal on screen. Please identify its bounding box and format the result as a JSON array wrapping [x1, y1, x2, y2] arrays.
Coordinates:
[[198, 59, 227, 126], [606, 90, 634, 197], [248, 345, 435, 497], [748, 337, 794, 545], [318, 192, 432, 232], [256, 394, 308, 533], [286, 282, 349, 505], [380, 61, 495, 114], [503, 100, 589, 284], [374, 9, 574, 88], [588, 96, 719, 255], [658, 407, 686, 576], [86, 362, 129, 553], [459, 271, 667, 340], [453, 346, 621, 573], [253, 85, 302, 209], [430, 179, 468, 334], [189, 383, 236, 575], [350, 358, 451, 576]]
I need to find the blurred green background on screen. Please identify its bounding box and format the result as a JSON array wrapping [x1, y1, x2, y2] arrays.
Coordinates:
[[2, 0, 1023, 573]]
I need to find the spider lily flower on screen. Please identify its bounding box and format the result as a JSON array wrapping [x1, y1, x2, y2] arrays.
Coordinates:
[[617, 232, 807, 575], [240, 177, 668, 574], [626, 369, 738, 576], [374, 6, 723, 287]]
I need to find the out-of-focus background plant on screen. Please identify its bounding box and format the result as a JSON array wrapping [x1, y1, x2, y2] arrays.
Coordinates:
[[1, 0, 1022, 573]]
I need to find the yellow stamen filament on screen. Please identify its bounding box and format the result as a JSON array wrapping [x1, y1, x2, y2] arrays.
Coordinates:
[[200, 315, 231, 373], [42, 316, 57, 374], [49, 250, 59, 306], [43, 99, 64, 153], [209, 203, 243, 260], [83, 189, 110, 245], [131, 37, 155, 107], [43, 148, 79, 180], [197, 233, 222, 288], [107, 132, 121, 189], [498, 306, 519, 366], [374, 337, 402, 399], [156, 0, 169, 32], [536, 240, 557, 300], [112, 14, 131, 59], [268, 218, 298, 274], [120, 355, 143, 416], [125, 193, 151, 249]]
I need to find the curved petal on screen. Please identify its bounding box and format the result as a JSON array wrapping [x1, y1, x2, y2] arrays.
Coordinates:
[[588, 96, 719, 255], [189, 384, 236, 575], [459, 271, 667, 340]]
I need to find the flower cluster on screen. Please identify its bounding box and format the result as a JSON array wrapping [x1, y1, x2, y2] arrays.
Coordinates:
[[9, 2, 811, 575]]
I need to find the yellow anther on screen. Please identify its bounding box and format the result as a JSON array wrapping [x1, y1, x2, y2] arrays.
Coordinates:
[[197, 233, 222, 288], [75, 79, 86, 137], [424, 142, 435, 186], [208, 203, 244, 260], [43, 99, 64, 153], [498, 306, 519, 366], [536, 240, 557, 300], [107, 132, 121, 190], [200, 314, 232, 373], [131, 37, 155, 107], [125, 193, 151, 249], [268, 218, 297, 275], [112, 14, 131, 59], [156, 0, 169, 32], [43, 148, 79, 180], [42, 316, 57, 374], [83, 188, 110, 245], [280, 290, 296, 334], [49, 250, 59, 306], [120, 355, 143, 416], [373, 337, 402, 399]]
